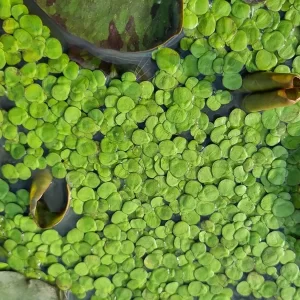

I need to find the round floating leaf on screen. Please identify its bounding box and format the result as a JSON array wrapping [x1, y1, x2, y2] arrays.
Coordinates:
[[25, 84, 45, 102], [155, 48, 180, 75], [36, 123, 58, 143], [222, 73, 242, 90], [19, 14, 43, 36], [8, 107, 28, 125], [76, 138, 98, 157], [44, 38, 63, 59]]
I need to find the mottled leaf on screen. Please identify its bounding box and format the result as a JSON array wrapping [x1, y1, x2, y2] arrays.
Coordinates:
[[35, 0, 183, 51]]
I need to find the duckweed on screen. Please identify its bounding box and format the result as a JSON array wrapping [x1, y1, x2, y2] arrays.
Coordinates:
[[0, 0, 299, 299]]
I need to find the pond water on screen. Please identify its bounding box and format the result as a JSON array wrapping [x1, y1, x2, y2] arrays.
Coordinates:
[[1, 0, 300, 300]]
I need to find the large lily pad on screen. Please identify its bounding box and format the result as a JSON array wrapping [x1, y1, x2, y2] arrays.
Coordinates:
[[34, 0, 183, 52]]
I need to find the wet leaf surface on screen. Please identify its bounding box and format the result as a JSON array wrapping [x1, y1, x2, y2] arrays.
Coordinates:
[[35, 0, 183, 51]]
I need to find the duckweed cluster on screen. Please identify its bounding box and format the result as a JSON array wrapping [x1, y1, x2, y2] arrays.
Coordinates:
[[0, 0, 300, 299]]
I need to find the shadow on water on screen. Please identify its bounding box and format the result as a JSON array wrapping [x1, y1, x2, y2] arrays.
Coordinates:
[[0, 96, 15, 111]]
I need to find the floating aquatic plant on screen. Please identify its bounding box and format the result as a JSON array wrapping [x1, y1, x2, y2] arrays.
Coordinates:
[[0, 0, 300, 300], [34, 0, 183, 52]]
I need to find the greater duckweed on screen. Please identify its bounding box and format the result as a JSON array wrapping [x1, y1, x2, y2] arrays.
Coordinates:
[[0, 0, 300, 299]]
